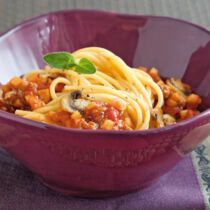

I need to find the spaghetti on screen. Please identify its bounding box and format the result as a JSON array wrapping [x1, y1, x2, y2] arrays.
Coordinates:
[[0, 47, 202, 130]]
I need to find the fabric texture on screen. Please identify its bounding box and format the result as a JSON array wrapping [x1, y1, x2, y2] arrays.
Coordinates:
[[0, 147, 205, 210], [192, 138, 210, 209], [0, 0, 209, 34], [0, 0, 209, 209]]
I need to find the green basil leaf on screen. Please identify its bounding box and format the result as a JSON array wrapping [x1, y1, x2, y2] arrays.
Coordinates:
[[43, 52, 77, 69], [43, 52, 96, 74], [75, 58, 96, 74]]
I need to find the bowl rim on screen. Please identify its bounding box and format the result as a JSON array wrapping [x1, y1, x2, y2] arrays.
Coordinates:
[[0, 9, 209, 136], [0, 9, 209, 38]]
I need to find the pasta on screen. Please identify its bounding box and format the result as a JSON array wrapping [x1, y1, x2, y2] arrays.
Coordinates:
[[0, 47, 202, 130]]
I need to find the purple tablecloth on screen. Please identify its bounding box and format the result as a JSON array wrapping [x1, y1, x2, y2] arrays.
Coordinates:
[[0, 147, 204, 210]]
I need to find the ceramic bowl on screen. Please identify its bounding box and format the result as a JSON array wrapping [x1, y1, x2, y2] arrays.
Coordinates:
[[0, 10, 209, 198]]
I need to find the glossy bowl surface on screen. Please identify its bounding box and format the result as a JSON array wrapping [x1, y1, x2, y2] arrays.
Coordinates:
[[0, 10, 209, 198]]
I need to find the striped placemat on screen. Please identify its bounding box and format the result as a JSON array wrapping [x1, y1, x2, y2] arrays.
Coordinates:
[[0, 0, 209, 34]]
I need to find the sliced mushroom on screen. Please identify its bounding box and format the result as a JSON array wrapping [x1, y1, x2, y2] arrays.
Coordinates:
[[166, 78, 191, 97], [150, 108, 164, 128], [71, 90, 82, 100], [0, 89, 2, 99], [73, 99, 91, 111], [61, 90, 91, 113], [163, 114, 176, 126]]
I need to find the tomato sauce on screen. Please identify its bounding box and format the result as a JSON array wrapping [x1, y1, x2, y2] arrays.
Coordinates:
[[0, 74, 52, 112], [46, 101, 131, 130], [0, 70, 202, 130]]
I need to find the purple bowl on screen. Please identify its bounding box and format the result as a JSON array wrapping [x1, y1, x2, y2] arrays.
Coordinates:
[[0, 10, 209, 198]]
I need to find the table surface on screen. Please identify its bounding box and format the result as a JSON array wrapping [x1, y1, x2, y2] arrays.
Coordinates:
[[0, 0, 209, 210]]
